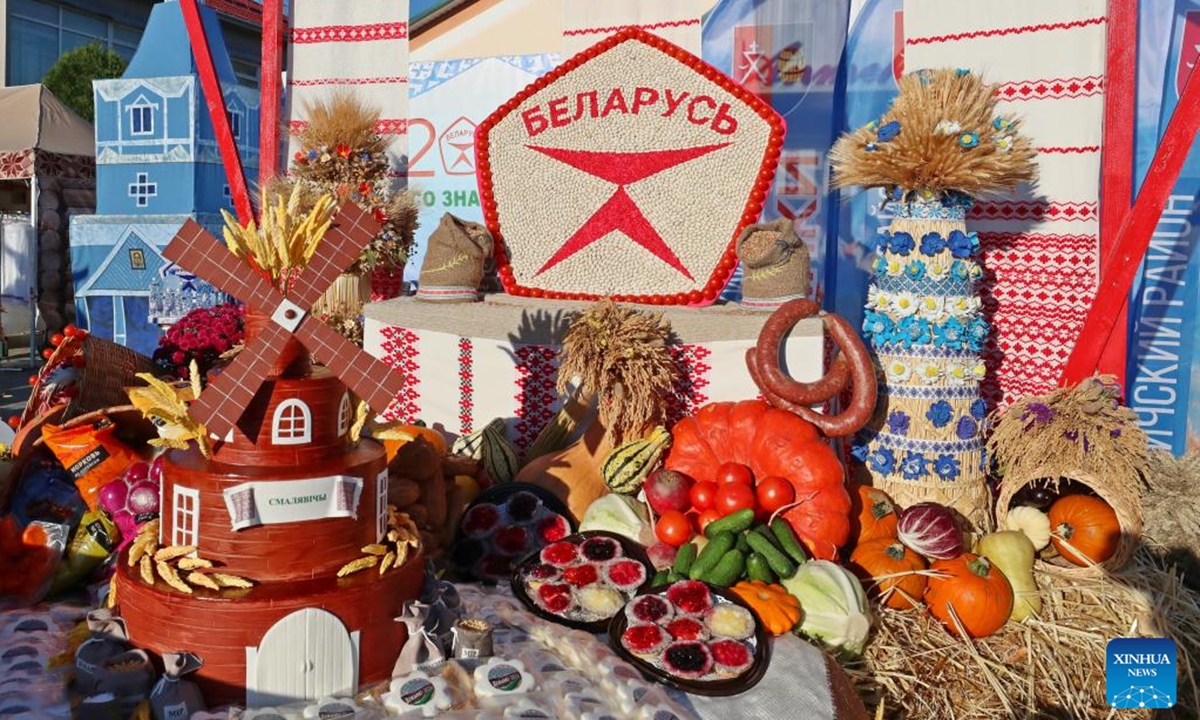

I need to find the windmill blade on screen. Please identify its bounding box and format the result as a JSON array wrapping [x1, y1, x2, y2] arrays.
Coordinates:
[[190, 321, 293, 438], [288, 203, 382, 309], [163, 220, 279, 312], [294, 316, 404, 414]]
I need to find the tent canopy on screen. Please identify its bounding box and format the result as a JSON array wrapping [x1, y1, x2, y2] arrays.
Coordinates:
[[0, 85, 95, 160]]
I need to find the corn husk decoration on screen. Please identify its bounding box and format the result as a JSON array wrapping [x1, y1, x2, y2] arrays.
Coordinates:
[[126, 361, 210, 458]]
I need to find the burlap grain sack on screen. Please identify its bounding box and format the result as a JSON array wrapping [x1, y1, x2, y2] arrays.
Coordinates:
[[736, 218, 811, 310], [416, 213, 494, 302], [149, 651, 205, 720]]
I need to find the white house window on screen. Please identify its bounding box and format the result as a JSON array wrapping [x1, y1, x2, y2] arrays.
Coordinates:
[[338, 393, 352, 436], [376, 470, 389, 542], [128, 173, 157, 207], [172, 486, 200, 548], [272, 399, 312, 445], [130, 103, 154, 135]]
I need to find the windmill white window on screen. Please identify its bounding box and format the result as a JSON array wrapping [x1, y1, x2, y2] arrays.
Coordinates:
[[338, 393, 352, 436], [172, 486, 200, 548], [129, 100, 155, 135], [272, 399, 312, 445]]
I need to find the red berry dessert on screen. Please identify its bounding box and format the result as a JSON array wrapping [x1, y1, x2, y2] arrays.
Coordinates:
[[536, 583, 574, 614], [537, 515, 570, 543], [506, 491, 541, 523], [580, 536, 621, 562], [461, 503, 501, 539], [563, 564, 599, 588], [605, 559, 647, 591], [621, 624, 669, 656], [666, 580, 713, 616], [661, 641, 713, 680], [665, 616, 708, 642], [540, 541, 580, 567], [494, 526, 530, 556], [709, 639, 754, 675], [521, 563, 561, 582], [626, 595, 674, 625]]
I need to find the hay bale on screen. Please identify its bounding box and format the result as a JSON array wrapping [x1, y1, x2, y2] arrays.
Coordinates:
[[847, 543, 1200, 719], [1143, 452, 1200, 591]]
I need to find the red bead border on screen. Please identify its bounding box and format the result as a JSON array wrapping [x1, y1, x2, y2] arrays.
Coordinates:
[[473, 27, 787, 307]]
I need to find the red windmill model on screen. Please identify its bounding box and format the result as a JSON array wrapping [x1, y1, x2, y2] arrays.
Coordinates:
[[113, 204, 424, 707]]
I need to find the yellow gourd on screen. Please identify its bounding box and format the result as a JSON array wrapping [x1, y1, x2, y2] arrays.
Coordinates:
[[1004, 505, 1052, 551], [975, 530, 1041, 622]]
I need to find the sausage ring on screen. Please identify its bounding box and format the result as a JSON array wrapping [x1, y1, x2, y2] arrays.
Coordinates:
[[745, 299, 878, 437]]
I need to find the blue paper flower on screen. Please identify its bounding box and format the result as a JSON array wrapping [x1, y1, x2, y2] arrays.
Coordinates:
[[850, 442, 871, 462], [951, 260, 970, 280], [905, 260, 927, 281], [934, 317, 967, 350], [868, 447, 897, 475], [900, 452, 929, 480], [948, 230, 975, 259], [862, 311, 893, 339], [956, 416, 978, 440], [926, 400, 953, 428], [873, 256, 888, 274], [955, 68, 971, 77], [887, 411, 911, 436], [896, 317, 931, 348], [933, 454, 960, 481], [993, 117, 1013, 131], [307, 150, 319, 160], [890, 186, 905, 201], [967, 317, 990, 348], [889, 232, 915, 255], [958, 132, 980, 149], [878, 120, 901, 142], [920, 232, 947, 256], [970, 398, 988, 420], [969, 231, 982, 255]]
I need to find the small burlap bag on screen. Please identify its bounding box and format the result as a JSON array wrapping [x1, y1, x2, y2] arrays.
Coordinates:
[[736, 218, 811, 310], [416, 213, 494, 302]]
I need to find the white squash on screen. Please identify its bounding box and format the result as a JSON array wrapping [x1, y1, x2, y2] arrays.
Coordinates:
[[1005, 505, 1052, 551]]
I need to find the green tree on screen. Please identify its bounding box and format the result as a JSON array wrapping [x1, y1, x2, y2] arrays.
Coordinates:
[[42, 43, 127, 121]]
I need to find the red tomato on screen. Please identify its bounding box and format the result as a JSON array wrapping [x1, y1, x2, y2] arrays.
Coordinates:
[[41, 348, 54, 360], [26, 376, 37, 386], [716, 462, 754, 486], [697, 509, 723, 533], [689, 481, 718, 511], [62, 325, 79, 338], [49, 333, 64, 347], [6, 416, 19, 429], [715, 483, 756, 515], [756, 476, 796, 515], [655, 510, 694, 547]]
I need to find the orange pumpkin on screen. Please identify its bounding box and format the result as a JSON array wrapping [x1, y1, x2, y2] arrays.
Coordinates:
[[383, 425, 447, 462], [849, 539, 927, 610], [849, 485, 898, 546], [1047, 495, 1120, 566], [730, 580, 802, 635], [924, 553, 1013, 638], [665, 400, 851, 560]]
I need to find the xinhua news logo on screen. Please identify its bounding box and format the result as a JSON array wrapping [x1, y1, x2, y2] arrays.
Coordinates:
[[1107, 638, 1176, 709]]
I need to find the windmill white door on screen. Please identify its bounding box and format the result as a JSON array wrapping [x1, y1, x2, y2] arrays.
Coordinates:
[[249, 609, 356, 707]]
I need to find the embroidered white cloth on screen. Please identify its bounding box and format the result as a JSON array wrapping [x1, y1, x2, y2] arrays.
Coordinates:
[[285, 0, 410, 174], [561, 0, 705, 56], [904, 0, 1106, 407]]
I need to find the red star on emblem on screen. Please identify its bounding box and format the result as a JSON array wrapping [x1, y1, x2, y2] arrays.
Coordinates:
[[527, 143, 730, 278]]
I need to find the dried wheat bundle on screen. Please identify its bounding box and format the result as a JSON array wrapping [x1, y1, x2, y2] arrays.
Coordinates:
[[220, 183, 337, 290], [297, 91, 389, 159], [830, 69, 1037, 197], [557, 300, 679, 444]]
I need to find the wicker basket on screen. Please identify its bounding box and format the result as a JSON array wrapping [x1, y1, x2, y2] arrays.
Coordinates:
[[21, 335, 157, 426], [994, 466, 1142, 578]]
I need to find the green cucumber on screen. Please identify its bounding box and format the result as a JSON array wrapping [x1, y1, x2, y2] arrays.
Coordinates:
[[666, 570, 684, 583], [752, 524, 780, 547], [746, 532, 797, 579], [651, 569, 670, 587], [704, 508, 755, 538], [673, 542, 698, 576], [688, 532, 734, 580], [735, 533, 751, 554], [770, 518, 810, 564], [701, 549, 746, 587], [745, 552, 777, 583]]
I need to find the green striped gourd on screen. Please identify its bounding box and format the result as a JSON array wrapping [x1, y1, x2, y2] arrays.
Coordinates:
[[602, 426, 671, 494], [480, 420, 519, 484], [451, 417, 505, 459]]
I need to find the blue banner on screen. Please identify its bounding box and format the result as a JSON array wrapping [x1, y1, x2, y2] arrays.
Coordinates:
[[829, 0, 902, 329], [702, 0, 851, 305], [1127, 1, 1200, 455]]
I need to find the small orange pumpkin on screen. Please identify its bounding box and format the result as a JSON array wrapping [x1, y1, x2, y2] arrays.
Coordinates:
[[924, 553, 1013, 638], [848, 485, 898, 546], [1047, 495, 1120, 566], [849, 538, 927, 610], [383, 425, 447, 462], [729, 580, 802, 635]]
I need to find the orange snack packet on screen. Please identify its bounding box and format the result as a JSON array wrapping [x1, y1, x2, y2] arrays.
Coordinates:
[[42, 417, 139, 512]]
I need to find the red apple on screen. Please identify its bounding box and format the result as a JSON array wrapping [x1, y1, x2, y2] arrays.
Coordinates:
[[644, 469, 694, 515]]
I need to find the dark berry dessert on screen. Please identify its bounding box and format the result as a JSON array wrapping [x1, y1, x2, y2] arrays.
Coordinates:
[[626, 595, 674, 625], [661, 641, 713, 680], [579, 536, 621, 562], [506, 491, 541, 523]]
